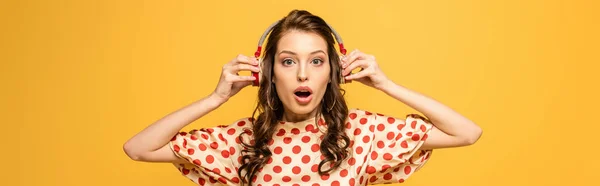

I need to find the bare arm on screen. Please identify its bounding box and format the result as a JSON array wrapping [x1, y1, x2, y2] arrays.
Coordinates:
[[123, 54, 259, 163], [122, 94, 224, 163], [380, 81, 483, 149], [340, 49, 482, 150]]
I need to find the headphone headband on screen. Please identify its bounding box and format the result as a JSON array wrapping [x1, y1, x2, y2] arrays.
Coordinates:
[[253, 21, 347, 58]]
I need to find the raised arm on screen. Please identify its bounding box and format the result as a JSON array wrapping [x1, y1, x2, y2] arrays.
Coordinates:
[[379, 82, 483, 149], [123, 94, 224, 163], [123, 54, 260, 162], [340, 49, 482, 150]]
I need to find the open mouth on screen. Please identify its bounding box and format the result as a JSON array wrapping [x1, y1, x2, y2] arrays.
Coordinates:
[[294, 91, 312, 98], [294, 86, 313, 104]]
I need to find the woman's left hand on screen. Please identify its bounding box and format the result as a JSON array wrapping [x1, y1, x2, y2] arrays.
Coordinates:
[[341, 49, 391, 90]]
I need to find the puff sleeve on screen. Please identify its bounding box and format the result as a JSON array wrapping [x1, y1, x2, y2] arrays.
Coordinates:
[[363, 112, 434, 184], [168, 118, 253, 185]]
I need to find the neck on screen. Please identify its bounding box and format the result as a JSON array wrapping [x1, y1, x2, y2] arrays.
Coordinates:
[[281, 107, 319, 123]]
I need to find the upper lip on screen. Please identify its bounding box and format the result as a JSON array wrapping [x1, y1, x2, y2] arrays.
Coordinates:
[[294, 86, 313, 94]]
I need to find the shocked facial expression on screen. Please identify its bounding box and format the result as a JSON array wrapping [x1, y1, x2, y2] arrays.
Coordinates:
[[272, 30, 331, 117]]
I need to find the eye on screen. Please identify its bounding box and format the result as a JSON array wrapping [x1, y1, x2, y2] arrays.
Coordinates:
[[311, 58, 324, 65], [282, 59, 295, 66]]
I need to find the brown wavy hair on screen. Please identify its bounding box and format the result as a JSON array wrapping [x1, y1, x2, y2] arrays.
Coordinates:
[[236, 10, 350, 185]]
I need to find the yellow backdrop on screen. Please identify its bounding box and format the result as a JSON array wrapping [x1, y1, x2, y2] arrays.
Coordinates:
[[2, 0, 598, 186]]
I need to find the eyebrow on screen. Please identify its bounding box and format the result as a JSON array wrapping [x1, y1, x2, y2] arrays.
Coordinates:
[[278, 50, 326, 56]]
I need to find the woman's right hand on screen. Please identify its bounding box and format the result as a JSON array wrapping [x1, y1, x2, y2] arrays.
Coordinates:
[[211, 54, 260, 104]]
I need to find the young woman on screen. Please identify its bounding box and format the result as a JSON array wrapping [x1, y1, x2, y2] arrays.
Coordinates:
[[123, 9, 482, 186]]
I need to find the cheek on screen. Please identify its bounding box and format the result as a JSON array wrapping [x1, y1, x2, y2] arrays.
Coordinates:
[[317, 65, 332, 83], [273, 64, 290, 84], [315, 72, 331, 97], [272, 68, 290, 97]]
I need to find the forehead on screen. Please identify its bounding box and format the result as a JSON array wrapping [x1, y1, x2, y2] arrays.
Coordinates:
[[276, 30, 328, 54]]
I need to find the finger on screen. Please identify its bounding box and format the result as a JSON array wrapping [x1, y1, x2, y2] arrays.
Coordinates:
[[340, 49, 357, 64], [225, 74, 257, 83], [342, 59, 370, 76], [340, 49, 357, 66], [344, 68, 373, 80], [342, 50, 373, 69], [347, 49, 359, 59], [238, 81, 254, 88], [233, 54, 259, 66], [233, 79, 254, 88], [230, 63, 260, 73]]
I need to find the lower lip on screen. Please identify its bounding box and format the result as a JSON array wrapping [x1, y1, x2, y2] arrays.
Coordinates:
[[294, 94, 313, 104]]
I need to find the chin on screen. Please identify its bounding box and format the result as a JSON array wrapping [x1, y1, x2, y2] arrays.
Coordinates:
[[285, 103, 319, 115]]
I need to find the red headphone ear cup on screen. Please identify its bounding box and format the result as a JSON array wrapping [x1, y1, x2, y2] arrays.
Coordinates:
[[252, 58, 263, 87], [252, 71, 260, 86]]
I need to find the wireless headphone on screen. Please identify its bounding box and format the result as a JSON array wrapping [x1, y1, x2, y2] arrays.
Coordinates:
[[251, 21, 351, 87]]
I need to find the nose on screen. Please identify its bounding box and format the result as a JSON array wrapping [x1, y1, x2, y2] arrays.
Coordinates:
[[297, 64, 308, 82]]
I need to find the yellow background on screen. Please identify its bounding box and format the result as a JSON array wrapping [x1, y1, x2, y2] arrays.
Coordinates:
[[1, 0, 598, 185]]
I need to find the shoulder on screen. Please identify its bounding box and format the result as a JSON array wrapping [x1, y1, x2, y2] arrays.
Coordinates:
[[345, 108, 379, 132], [346, 108, 391, 124], [347, 108, 373, 121], [213, 117, 254, 130], [179, 117, 254, 142], [225, 117, 254, 129], [346, 108, 433, 129]]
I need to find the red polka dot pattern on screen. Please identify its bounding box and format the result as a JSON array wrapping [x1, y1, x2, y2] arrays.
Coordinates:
[[363, 112, 434, 185], [167, 109, 434, 185]]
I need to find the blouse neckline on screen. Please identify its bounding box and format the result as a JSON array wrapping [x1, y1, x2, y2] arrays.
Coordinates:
[[274, 114, 327, 135]]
